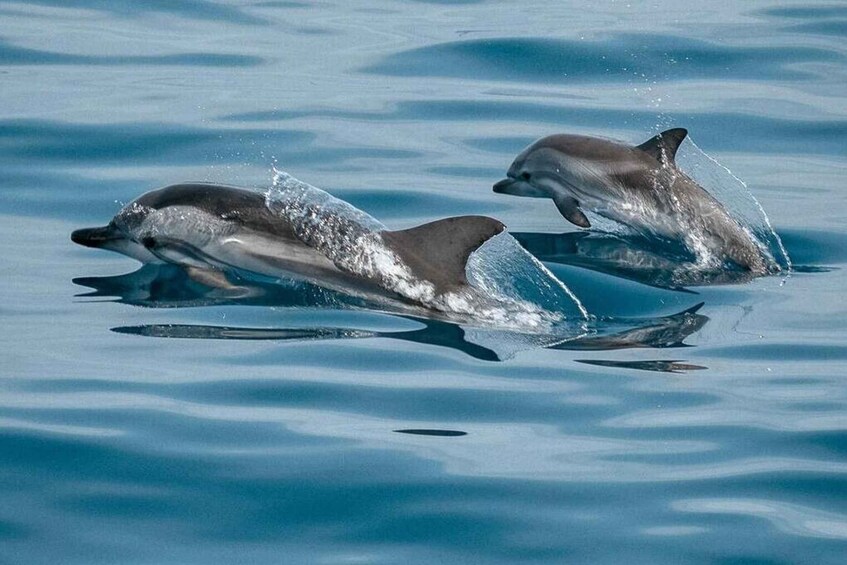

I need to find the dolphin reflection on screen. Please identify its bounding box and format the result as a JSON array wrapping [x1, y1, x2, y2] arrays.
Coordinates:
[[574, 359, 707, 374], [513, 231, 762, 290], [75, 264, 709, 364]]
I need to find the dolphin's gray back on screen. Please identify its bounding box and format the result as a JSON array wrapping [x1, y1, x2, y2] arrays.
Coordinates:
[[533, 134, 643, 163], [527, 134, 665, 202], [533, 134, 658, 173], [133, 183, 296, 240]]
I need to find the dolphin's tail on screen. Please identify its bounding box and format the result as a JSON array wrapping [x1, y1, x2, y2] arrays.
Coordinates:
[[380, 216, 506, 294]]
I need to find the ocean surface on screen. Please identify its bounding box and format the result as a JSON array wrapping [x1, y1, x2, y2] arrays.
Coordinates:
[[2, 1, 846, 563]]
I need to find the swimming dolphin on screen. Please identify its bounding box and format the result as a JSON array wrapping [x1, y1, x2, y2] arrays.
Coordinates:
[[71, 182, 505, 310], [493, 128, 772, 273]]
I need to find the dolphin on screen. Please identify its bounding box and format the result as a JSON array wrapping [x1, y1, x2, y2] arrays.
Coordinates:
[[72, 182, 505, 311], [493, 128, 772, 274]]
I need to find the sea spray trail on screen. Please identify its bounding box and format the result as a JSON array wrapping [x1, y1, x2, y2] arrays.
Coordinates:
[[265, 169, 588, 329], [679, 137, 792, 272], [466, 231, 589, 320]]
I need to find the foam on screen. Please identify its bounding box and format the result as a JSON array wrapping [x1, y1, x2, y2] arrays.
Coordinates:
[[676, 138, 791, 272]]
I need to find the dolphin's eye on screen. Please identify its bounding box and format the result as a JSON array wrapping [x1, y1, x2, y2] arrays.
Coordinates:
[[520, 172, 531, 181]]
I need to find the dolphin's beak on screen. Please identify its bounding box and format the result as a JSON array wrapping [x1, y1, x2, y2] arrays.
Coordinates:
[[493, 178, 515, 193], [71, 225, 121, 248]]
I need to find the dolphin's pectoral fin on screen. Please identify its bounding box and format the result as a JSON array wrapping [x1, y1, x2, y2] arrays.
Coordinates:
[[637, 128, 688, 164], [553, 196, 591, 228], [185, 266, 256, 298], [381, 216, 506, 292], [142, 236, 214, 270], [185, 266, 236, 290]]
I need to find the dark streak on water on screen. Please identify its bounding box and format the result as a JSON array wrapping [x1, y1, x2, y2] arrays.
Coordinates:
[[394, 429, 468, 437], [363, 34, 842, 82]]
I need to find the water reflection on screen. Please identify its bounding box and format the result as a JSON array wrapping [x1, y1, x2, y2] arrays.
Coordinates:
[[74, 263, 356, 309], [394, 429, 468, 437], [113, 318, 503, 362], [513, 231, 762, 290], [560, 303, 708, 350], [575, 360, 707, 374], [75, 264, 708, 364]]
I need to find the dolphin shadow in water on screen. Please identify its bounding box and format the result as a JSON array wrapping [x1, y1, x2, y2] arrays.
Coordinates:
[[512, 231, 763, 291], [574, 359, 707, 374], [75, 264, 710, 364], [74, 263, 363, 310]]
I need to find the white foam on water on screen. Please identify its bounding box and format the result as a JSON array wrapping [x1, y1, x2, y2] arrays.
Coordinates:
[[265, 169, 439, 304], [676, 138, 792, 273]]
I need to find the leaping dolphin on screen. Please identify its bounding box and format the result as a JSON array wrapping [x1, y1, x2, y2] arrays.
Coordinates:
[[72, 182, 506, 313], [493, 128, 773, 274]]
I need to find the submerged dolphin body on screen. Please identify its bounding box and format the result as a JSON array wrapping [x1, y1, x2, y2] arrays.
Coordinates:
[[493, 128, 773, 274], [72, 182, 506, 313]]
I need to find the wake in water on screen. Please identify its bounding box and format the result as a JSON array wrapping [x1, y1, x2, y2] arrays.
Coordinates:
[[676, 138, 791, 272]]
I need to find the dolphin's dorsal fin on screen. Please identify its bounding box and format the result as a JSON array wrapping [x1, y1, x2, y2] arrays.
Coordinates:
[[381, 216, 505, 293], [637, 128, 688, 164]]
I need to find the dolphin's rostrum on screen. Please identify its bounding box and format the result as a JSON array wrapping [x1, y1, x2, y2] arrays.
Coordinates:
[[494, 128, 775, 274]]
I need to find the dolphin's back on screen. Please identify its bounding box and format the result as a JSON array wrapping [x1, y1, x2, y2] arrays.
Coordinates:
[[532, 134, 647, 165], [134, 183, 296, 240], [529, 134, 661, 198]]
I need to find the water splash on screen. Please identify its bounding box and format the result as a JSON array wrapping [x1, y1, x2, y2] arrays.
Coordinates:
[[676, 138, 792, 272], [467, 233, 589, 320], [582, 135, 789, 279], [265, 168, 587, 329]]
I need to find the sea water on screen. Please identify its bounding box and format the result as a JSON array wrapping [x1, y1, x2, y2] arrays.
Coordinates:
[[1, 1, 846, 563]]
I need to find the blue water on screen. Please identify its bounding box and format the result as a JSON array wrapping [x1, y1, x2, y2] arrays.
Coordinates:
[[2, 1, 846, 563]]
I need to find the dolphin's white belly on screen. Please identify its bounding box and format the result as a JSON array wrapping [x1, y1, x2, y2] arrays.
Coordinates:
[[133, 205, 341, 279], [204, 230, 349, 282]]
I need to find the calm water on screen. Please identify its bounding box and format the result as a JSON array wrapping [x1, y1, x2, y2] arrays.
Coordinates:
[[2, 1, 847, 563]]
